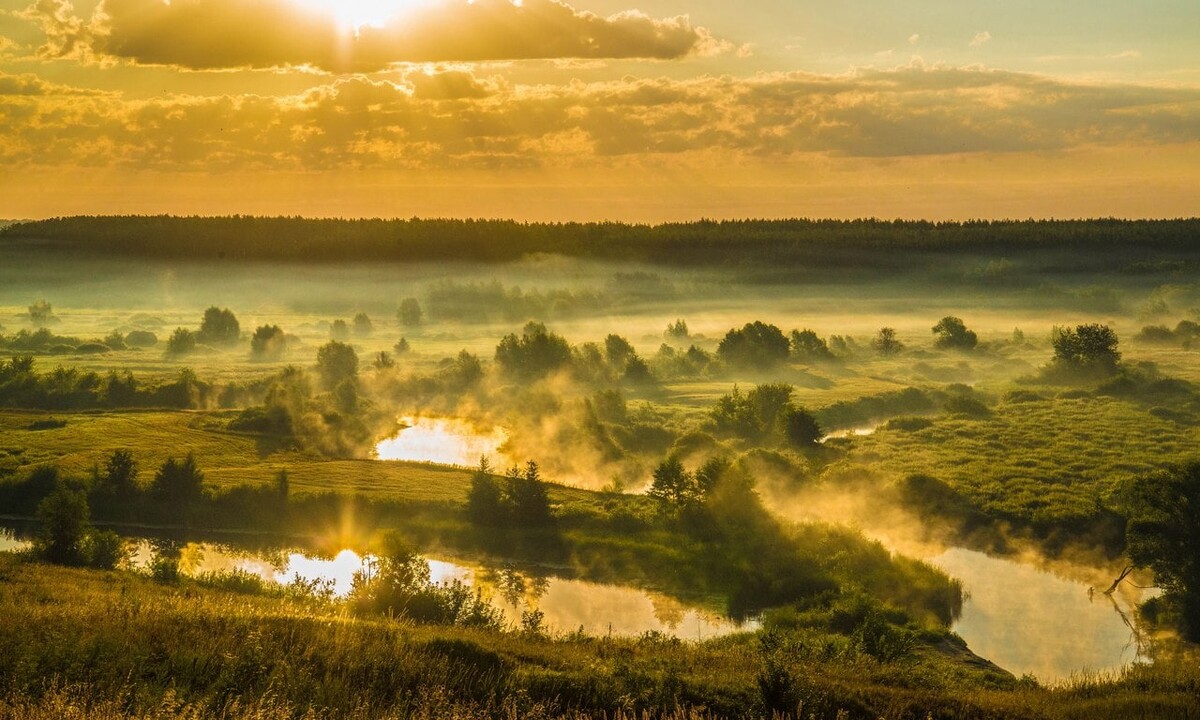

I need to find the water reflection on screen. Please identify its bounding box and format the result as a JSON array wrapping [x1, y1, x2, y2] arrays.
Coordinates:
[[929, 547, 1146, 682], [0, 528, 30, 553], [375, 416, 508, 466], [44, 534, 750, 641]]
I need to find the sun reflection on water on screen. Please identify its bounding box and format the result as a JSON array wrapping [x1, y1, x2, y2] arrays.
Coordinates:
[[375, 416, 508, 466]]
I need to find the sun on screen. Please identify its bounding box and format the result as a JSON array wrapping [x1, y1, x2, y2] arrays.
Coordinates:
[[291, 0, 436, 33]]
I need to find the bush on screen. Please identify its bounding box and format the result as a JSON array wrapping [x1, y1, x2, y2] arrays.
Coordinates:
[[84, 530, 128, 570], [250, 325, 286, 358], [74, 342, 111, 354], [165, 328, 197, 356], [125, 330, 158, 347]]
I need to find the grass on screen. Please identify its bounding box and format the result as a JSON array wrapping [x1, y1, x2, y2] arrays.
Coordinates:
[[1, 553, 1197, 719], [837, 395, 1200, 527]]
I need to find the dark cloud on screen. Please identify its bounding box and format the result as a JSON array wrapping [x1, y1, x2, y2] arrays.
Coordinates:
[[29, 0, 720, 71]]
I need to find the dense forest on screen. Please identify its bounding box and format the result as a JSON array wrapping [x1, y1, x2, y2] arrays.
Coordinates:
[[4, 216, 1200, 272]]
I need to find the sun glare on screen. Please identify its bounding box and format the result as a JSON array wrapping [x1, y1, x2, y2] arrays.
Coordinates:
[[291, 0, 436, 33]]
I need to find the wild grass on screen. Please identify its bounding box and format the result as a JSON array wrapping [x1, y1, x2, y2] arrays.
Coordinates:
[[1, 554, 1197, 719]]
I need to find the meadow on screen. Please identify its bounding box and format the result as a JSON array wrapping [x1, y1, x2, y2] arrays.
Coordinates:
[[2, 217, 1200, 717]]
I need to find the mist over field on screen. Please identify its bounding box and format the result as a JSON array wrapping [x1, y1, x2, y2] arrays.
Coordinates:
[[1, 216, 1199, 718]]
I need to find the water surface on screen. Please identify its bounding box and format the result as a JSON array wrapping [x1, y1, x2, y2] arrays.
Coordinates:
[[375, 416, 508, 466]]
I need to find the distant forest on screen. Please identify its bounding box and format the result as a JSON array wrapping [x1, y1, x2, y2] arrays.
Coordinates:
[[3, 216, 1200, 270]]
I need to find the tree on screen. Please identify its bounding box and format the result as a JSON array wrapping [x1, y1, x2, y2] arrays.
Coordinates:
[[316, 341, 359, 390], [495, 322, 572, 379], [374, 351, 395, 369], [398, 298, 422, 327], [506, 460, 552, 526], [790, 329, 834, 362], [932, 316, 978, 350], [28, 299, 56, 326], [717, 322, 790, 370], [151, 453, 205, 510], [665, 319, 689, 340], [782, 407, 823, 447], [197, 307, 240, 345], [648, 457, 698, 506], [329, 319, 351, 341], [95, 449, 138, 500], [1051, 324, 1121, 372], [604, 334, 636, 366], [37, 483, 90, 565], [250, 325, 287, 358], [1123, 462, 1200, 640], [165, 327, 197, 356], [394, 337, 411, 354], [872, 327, 903, 356], [466, 457, 504, 526], [353, 313, 373, 337]]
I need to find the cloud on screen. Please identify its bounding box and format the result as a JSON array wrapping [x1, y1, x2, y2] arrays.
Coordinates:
[[25, 0, 719, 71], [1109, 50, 1142, 60], [2, 65, 1200, 172], [908, 34, 920, 46], [970, 31, 992, 48]]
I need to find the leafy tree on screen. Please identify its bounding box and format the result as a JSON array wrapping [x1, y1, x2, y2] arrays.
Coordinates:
[[95, 449, 139, 500], [872, 327, 903, 356], [250, 324, 286, 358], [648, 457, 698, 506], [37, 482, 90, 565], [1051, 324, 1121, 372], [275, 468, 289, 503], [440, 350, 484, 390], [495, 322, 572, 379], [151, 453, 205, 509], [332, 378, 359, 413], [373, 351, 395, 369], [717, 321, 790, 370], [623, 354, 655, 385], [398, 298, 422, 327], [604, 334, 636, 366], [782, 407, 823, 447], [932, 316, 978, 350], [665, 319, 689, 340], [790, 329, 835, 362], [165, 327, 197, 356], [28, 299, 55, 326], [329, 319, 351, 341], [466, 457, 504, 526], [1123, 462, 1200, 640], [101, 371, 138, 407], [711, 385, 764, 438], [505, 460, 552, 527], [197, 307, 240, 345], [316, 341, 359, 390], [353, 313, 373, 337]]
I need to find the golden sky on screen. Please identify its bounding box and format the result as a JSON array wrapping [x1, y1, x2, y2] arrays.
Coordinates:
[[1, 0, 1198, 220]]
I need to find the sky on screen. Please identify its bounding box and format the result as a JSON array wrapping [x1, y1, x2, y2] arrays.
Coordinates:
[[1, 0, 1198, 221]]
